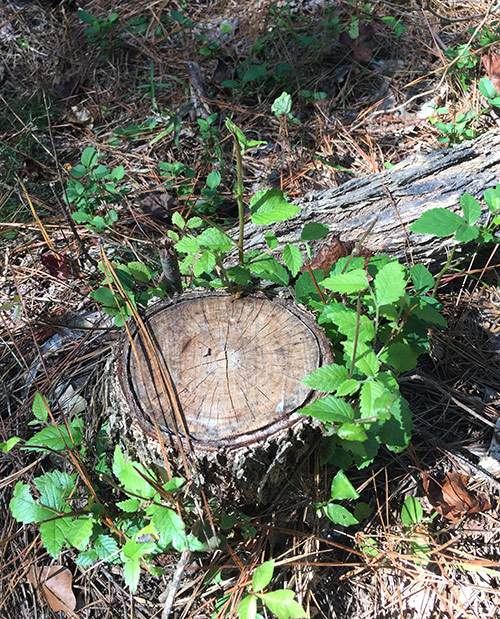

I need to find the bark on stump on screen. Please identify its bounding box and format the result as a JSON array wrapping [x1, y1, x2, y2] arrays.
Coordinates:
[[107, 292, 332, 505]]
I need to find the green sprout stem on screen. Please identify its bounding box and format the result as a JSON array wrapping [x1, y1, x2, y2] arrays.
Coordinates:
[[231, 129, 245, 267]]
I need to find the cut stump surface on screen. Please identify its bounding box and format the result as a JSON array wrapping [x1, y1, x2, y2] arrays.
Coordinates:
[[117, 293, 332, 453]]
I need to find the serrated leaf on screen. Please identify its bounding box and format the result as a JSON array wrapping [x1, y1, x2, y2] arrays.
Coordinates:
[[325, 503, 359, 526], [197, 227, 232, 252], [374, 261, 406, 305], [410, 264, 434, 293], [174, 235, 200, 253], [294, 269, 326, 305], [379, 342, 418, 372], [35, 470, 76, 508], [410, 208, 465, 237], [171, 211, 185, 229], [460, 193, 481, 224], [320, 303, 374, 342], [248, 256, 289, 285], [302, 364, 349, 392], [253, 560, 274, 592], [355, 350, 379, 377], [484, 185, 500, 212], [40, 519, 70, 558], [186, 216, 203, 228], [455, 223, 479, 243], [117, 498, 142, 512], [359, 380, 392, 419], [227, 265, 252, 285], [150, 505, 187, 550], [250, 189, 300, 225], [238, 594, 257, 619], [301, 222, 329, 240], [330, 470, 359, 501], [401, 496, 423, 525], [379, 396, 412, 451], [264, 231, 278, 249], [123, 558, 141, 592], [32, 392, 49, 421], [127, 261, 152, 283], [282, 244, 302, 277], [322, 269, 369, 294], [9, 482, 50, 524], [335, 379, 360, 396], [112, 446, 156, 499], [259, 590, 306, 619], [95, 534, 120, 560], [298, 395, 354, 423], [24, 423, 83, 452], [193, 252, 216, 277], [64, 514, 94, 550]]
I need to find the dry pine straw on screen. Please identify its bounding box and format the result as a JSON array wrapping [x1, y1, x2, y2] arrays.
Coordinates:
[[1, 0, 500, 617]]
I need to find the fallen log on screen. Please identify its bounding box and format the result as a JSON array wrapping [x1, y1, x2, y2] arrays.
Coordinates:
[[240, 128, 500, 267]]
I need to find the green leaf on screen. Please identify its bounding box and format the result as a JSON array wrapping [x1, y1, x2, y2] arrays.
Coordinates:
[[186, 216, 203, 228], [24, 422, 83, 451], [174, 235, 200, 253], [302, 364, 349, 392], [294, 269, 326, 305], [123, 558, 141, 592], [379, 396, 412, 452], [69, 164, 87, 178], [150, 505, 187, 551], [248, 256, 289, 285], [127, 261, 152, 283], [123, 538, 156, 560], [410, 209, 465, 237], [258, 590, 306, 619], [264, 231, 278, 249], [64, 514, 94, 550], [359, 380, 394, 419], [110, 165, 125, 181], [337, 423, 367, 441], [117, 498, 142, 512], [35, 470, 76, 508], [460, 193, 481, 224], [225, 118, 266, 155], [301, 222, 329, 241], [330, 470, 359, 501], [32, 392, 49, 421], [206, 170, 222, 189], [112, 446, 156, 499], [238, 594, 257, 619], [374, 261, 406, 305], [325, 503, 359, 527], [1, 436, 21, 452], [95, 534, 120, 561], [455, 223, 479, 243], [227, 266, 252, 285], [250, 189, 300, 225], [193, 252, 217, 277], [81, 146, 98, 168], [271, 92, 292, 116], [379, 342, 418, 372], [282, 244, 302, 277], [9, 482, 49, 524], [484, 185, 500, 212], [298, 396, 354, 423], [401, 496, 423, 525], [252, 560, 274, 592], [171, 211, 185, 229], [335, 378, 360, 396], [197, 227, 233, 252], [410, 264, 434, 293], [355, 350, 379, 377], [478, 77, 499, 100], [320, 303, 374, 342], [77, 8, 95, 24], [322, 269, 369, 294]]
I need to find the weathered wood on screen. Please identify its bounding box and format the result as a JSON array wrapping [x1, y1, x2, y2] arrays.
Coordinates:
[[238, 129, 500, 266], [107, 292, 332, 504]]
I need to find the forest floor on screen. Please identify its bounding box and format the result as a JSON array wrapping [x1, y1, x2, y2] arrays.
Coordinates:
[[1, 1, 500, 617]]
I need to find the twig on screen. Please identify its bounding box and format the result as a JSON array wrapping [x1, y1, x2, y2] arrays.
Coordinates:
[[159, 548, 192, 618]]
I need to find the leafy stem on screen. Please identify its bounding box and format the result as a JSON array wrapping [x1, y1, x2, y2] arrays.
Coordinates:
[[230, 127, 246, 268]]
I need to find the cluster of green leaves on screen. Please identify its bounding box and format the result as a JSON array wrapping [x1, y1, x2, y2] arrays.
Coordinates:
[[66, 146, 128, 231], [295, 250, 446, 525], [237, 560, 306, 619], [410, 186, 500, 244], [8, 394, 208, 592], [90, 259, 166, 326], [78, 8, 120, 57]]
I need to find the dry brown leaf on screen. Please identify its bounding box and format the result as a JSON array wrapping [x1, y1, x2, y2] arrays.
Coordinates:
[[482, 53, 500, 95], [422, 471, 491, 521], [28, 565, 77, 613]]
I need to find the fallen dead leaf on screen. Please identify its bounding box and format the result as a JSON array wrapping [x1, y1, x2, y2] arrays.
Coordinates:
[[28, 565, 77, 614], [422, 471, 491, 521]]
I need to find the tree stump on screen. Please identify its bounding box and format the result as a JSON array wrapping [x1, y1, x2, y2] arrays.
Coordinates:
[[107, 292, 332, 505]]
